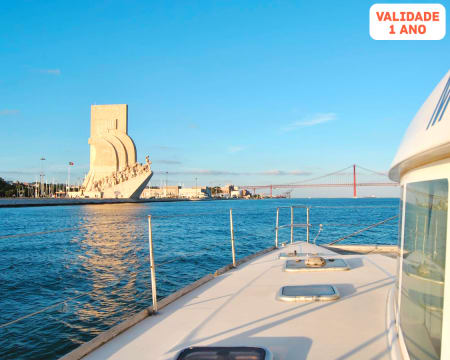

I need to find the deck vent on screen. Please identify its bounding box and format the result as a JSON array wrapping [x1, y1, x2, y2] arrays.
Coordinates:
[[426, 75, 449, 129], [277, 285, 340, 302], [284, 258, 350, 272], [176, 346, 272, 360]]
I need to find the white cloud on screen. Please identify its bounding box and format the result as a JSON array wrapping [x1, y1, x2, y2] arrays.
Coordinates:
[[40, 69, 61, 75], [288, 170, 311, 175], [261, 170, 312, 176], [281, 113, 336, 132], [228, 146, 244, 153], [155, 169, 312, 176], [0, 109, 19, 116]]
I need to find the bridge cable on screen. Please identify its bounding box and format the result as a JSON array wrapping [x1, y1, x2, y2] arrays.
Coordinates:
[[356, 165, 389, 177], [285, 165, 354, 185]]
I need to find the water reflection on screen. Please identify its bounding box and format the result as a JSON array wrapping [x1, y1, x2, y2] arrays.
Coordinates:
[[71, 204, 150, 333]]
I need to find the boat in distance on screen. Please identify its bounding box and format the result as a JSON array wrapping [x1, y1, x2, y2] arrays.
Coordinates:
[[62, 70, 450, 360]]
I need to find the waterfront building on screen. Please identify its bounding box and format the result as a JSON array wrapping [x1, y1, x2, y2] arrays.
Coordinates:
[[220, 184, 234, 195], [179, 186, 211, 199], [141, 186, 180, 198], [141, 186, 211, 199]]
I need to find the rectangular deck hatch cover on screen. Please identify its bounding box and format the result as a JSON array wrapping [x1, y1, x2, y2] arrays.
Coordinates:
[[176, 346, 270, 360], [285, 258, 349, 271], [278, 285, 340, 302], [279, 252, 328, 259]]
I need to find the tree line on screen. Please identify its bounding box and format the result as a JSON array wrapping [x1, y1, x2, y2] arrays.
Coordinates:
[[0, 177, 71, 197], [0, 177, 23, 197]]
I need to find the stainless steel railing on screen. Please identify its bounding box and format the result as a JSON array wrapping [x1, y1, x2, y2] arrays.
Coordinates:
[[147, 208, 241, 312], [275, 205, 312, 247]]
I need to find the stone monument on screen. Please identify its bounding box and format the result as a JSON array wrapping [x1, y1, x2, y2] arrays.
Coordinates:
[[80, 104, 152, 199]]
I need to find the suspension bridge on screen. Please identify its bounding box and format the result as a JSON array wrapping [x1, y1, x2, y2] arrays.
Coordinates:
[[240, 164, 399, 198]]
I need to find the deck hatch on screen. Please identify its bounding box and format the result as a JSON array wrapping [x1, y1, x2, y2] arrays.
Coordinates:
[[278, 285, 340, 302], [278, 252, 328, 259], [284, 258, 349, 271], [176, 346, 271, 360]]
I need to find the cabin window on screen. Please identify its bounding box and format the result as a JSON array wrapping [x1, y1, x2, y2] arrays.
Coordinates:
[[401, 179, 448, 360]]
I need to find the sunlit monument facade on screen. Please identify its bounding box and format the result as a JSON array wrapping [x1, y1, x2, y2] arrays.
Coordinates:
[[80, 104, 152, 199]]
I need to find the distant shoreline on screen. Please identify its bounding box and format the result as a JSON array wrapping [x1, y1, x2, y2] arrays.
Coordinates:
[[0, 197, 200, 208], [0, 196, 399, 208]]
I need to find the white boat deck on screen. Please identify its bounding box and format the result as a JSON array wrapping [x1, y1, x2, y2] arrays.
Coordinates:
[[86, 243, 397, 360]]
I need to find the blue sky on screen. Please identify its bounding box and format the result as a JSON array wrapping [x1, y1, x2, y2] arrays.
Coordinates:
[[0, 0, 449, 197]]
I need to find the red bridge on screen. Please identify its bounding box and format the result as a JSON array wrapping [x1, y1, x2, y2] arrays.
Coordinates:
[[240, 164, 399, 198]]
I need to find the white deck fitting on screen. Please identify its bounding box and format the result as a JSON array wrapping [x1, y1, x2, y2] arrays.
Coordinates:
[[174, 346, 273, 360], [278, 252, 329, 259], [276, 285, 340, 302], [86, 243, 397, 360], [284, 259, 350, 272]]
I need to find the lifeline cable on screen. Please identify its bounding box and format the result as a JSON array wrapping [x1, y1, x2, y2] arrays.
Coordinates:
[[327, 215, 399, 245]]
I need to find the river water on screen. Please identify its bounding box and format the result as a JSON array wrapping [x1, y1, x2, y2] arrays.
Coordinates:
[[0, 198, 399, 359]]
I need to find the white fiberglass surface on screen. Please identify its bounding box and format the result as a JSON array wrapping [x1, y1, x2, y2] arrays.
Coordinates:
[[285, 258, 349, 271], [401, 179, 447, 360]]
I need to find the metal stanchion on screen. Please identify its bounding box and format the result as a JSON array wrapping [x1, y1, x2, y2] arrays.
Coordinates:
[[290, 206, 294, 244], [306, 207, 310, 243], [230, 209, 236, 267], [275, 207, 279, 248], [148, 215, 158, 312]]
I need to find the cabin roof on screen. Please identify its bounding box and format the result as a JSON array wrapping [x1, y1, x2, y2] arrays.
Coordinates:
[[389, 70, 450, 181], [85, 243, 396, 360]]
